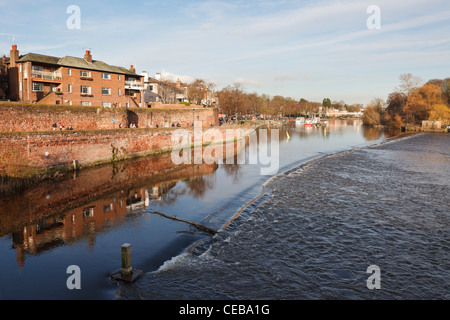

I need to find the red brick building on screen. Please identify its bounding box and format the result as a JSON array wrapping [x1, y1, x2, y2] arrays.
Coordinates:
[[5, 45, 144, 107]]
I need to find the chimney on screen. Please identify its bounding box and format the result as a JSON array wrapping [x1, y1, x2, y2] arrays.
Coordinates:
[[176, 78, 181, 88], [10, 45, 19, 68], [84, 50, 92, 63], [130, 65, 136, 73], [155, 73, 161, 81]]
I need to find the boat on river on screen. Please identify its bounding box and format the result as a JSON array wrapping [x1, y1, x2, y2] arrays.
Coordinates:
[[295, 117, 305, 125]]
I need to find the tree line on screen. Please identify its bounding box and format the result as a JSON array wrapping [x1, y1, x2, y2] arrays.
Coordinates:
[[185, 80, 361, 118], [362, 73, 450, 126]]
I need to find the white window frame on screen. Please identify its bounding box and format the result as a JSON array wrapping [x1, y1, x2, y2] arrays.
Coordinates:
[[101, 73, 111, 80], [102, 102, 112, 108], [81, 101, 91, 106], [80, 70, 91, 77], [81, 86, 91, 94], [102, 87, 111, 95], [68, 69, 72, 76], [32, 82, 44, 92], [68, 84, 72, 93]]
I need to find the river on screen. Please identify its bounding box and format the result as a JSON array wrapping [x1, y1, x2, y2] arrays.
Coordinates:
[[2, 119, 447, 300]]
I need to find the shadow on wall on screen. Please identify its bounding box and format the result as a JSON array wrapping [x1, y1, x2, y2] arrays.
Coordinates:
[[127, 110, 138, 128]]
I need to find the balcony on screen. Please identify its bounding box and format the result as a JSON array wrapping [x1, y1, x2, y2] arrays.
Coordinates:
[[125, 80, 143, 90], [30, 70, 62, 82]]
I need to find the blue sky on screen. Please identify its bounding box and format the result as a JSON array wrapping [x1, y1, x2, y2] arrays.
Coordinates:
[[1, 0, 449, 105]]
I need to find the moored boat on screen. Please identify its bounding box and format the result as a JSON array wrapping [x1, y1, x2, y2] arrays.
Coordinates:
[[295, 117, 305, 125]]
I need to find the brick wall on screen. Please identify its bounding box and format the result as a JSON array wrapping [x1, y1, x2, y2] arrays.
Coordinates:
[[149, 102, 202, 109], [0, 125, 253, 175], [0, 103, 218, 132]]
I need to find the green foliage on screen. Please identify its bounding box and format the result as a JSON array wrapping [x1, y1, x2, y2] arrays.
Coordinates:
[[322, 98, 331, 108]]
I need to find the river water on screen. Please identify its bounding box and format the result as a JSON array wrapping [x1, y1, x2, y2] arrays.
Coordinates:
[[1, 120, 448, 300]]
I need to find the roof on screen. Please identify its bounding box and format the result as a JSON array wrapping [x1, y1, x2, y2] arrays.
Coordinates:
[[15, 53, 139, 76], [16, 53, 60, 66], [146, 77, 185, 92]]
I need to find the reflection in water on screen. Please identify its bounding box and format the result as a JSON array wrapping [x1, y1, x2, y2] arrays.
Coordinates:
[[361, 125, 401, 141], [2, 152, 220, 268]]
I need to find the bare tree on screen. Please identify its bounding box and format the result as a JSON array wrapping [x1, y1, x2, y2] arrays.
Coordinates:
[[187, 79, 207, 105], [157, 80, 179, 104], [397, 73, 422, 96]]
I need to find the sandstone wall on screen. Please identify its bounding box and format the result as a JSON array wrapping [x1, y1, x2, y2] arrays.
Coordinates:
[[0, 103, 218, 132]]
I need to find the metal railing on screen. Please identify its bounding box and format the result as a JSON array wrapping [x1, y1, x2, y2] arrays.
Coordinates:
[[125, 80, 143, 89], [31, 70, 62, 80]]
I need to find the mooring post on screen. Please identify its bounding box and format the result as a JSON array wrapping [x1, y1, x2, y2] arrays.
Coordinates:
[[121, 243, 132, 276], [73, 159, 78, 170], [110, 242, 143, 283]]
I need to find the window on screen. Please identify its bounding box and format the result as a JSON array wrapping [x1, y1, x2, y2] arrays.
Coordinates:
[[102, 87, 111, 95], [31, 66, 43, 78], [68, 69, 71, 76], [80, 70, 91, 77], [81, 101, 91, 106], [83, 207, 95, 219], [101, 73, 111, 80], [102, 102, 111, 108], [118, 75, 121, 80], [50, 84, 58, 92], [68, 84, 72, 93], [81, 86, 91, 94], [55, 100, 60, 105], [67, 101, 72, 105], [149, 85, 153, 91], [32, 82, 44, 92], [118, 88, 121, 96]]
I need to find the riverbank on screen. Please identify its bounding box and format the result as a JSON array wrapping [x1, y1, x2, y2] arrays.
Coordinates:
[[118, 132, 449, 300]]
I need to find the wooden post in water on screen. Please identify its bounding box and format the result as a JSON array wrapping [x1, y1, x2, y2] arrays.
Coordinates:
[[110, 243, 143, 283], [121, 243, 132, 275]]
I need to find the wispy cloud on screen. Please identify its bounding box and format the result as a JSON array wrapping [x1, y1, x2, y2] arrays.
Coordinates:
[[161, 69, 195, 83], [234, 77, 261, 87], [274, 75, 297, 81]]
